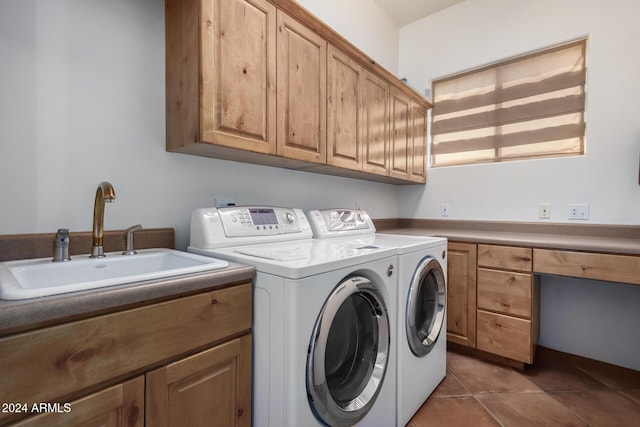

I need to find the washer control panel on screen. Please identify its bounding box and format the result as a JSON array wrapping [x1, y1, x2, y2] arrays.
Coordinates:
[[218, 206, 302, 237]]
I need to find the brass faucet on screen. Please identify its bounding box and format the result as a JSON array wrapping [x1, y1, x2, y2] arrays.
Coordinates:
[[90, 181, 116, 258]]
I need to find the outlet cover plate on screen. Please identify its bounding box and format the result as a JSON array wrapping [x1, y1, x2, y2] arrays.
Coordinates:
[[568, 204, 589, 220]]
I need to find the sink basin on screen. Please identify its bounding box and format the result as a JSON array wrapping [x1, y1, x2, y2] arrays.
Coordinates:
[[0, 248, 229, 300]]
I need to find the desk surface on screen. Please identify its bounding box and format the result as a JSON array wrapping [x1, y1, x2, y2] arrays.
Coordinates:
[[376, 219, 640, 256]]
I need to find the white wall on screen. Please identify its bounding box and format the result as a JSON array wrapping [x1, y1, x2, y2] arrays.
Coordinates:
[[296, 0, 400, 74], [398, 0, 640, 224], [0, 0, 399, 251], [398, 0, 640, 370]]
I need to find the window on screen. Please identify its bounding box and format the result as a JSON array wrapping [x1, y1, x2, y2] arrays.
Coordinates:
[[430, 39, 586, 167]]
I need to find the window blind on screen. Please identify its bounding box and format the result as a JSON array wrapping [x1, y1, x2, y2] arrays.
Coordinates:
[[431, 39, 586, 167]]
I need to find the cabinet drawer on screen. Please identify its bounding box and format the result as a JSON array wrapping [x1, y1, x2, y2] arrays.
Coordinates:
[[533, 249, 640, 285], [477, 268, 532, 318], [478, 244, 532, 272], [476, 310, 533, 363], [0, 283, 252, 421]]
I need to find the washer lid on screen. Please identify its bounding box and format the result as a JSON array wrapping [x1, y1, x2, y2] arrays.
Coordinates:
[[189, 239, 397, 279], [234, 247, 308, 262], [317, 233, 447, 254]]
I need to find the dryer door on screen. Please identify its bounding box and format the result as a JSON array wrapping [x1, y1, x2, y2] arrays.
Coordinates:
[[307, 276, 390, 427], [406, 256, 446, 357]]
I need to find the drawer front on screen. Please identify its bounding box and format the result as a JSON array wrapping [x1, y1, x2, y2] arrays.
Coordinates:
[[478, 244, 532, 272], [533, 249, 640, 286], [0, 283, 252, 421], [477, 268, 532, 318], [476, 310, 533, 363]]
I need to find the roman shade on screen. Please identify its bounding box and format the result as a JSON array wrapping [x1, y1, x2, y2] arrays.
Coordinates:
[[431, 39, 586, 167]]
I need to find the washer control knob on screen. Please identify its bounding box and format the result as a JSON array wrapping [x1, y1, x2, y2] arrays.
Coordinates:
[[284, 212, 295, 224]]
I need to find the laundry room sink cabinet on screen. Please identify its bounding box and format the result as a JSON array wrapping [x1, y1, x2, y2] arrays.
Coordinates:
[[0, 283, 252, 427], [165, 0, 430, 185]]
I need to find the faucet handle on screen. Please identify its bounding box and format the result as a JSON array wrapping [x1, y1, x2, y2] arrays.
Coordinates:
[[123, 224, 142, 255], [53, 229, 71, 262]]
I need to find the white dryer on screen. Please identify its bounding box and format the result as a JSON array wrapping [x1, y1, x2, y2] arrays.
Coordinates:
[[188, 206, 398, 427], [307, 209, 448, 426]]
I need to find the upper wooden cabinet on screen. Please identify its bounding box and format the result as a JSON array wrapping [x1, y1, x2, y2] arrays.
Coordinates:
[[167, 0, 277, 154], [389, 89, 427, 183], [165, 0, 431, 184], [276, 11, 326, 164], [362, 71, 390, 176], [327, 45, 363, 171]]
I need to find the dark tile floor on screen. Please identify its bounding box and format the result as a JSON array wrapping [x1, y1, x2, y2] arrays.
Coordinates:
[[407, 347, 640, 427]]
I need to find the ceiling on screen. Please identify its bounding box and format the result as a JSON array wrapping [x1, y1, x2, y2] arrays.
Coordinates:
[[373, 0, 465, 26]]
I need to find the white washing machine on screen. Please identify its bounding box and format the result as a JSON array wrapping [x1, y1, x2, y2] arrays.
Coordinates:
[[307, 209, 448, 426], [188, 206, 398, 427]]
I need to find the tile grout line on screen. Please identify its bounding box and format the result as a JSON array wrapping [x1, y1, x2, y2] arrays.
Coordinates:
[[543, 390, 594, 427]]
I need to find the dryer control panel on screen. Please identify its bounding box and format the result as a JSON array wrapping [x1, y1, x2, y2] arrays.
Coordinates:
[[190, 206, 312, 249], [307, 209, 376, 238]]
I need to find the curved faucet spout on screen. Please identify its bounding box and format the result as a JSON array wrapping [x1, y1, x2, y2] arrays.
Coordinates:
[[91, 181, 116, 258]]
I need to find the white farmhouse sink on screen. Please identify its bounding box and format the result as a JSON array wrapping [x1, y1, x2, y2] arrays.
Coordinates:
[[0, 248, 229, 300]]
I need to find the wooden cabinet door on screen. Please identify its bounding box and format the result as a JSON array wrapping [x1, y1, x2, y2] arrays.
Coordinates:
[[276, 11, 327, 163], [327, 45, 363, 170], [362, 71, 389, 176], [409, 102, 427, 183], [200, 0, 277, 154], [447, 242, 477, 348], [389, 88, 411, 180], [146, 335, 252, 427], [13, 376, 144, 427]]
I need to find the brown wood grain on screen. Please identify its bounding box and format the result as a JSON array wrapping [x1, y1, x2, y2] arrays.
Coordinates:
[[533, 249, 640, 285], [0, 283, 251, 422], [276, 10, 327, 164], [146, 335, 251, 427], [476, 310, 533, 363], [12, 376, 144, 427], [200, 0, 277, 154], [478, 244, 533, 272], [327, 44, 363, 171], [446, 242, 477, 348], [362, 70, 390, 176], [477, 268, 533, 318]]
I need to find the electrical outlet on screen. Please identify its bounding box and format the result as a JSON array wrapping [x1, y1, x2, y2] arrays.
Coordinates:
[[215, 197, 236, 207], [538, 203, 551, 219], [440, 203, 450, 217], [568, 204, 589, 220]]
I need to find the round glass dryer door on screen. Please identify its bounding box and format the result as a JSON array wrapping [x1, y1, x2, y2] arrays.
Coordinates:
[[307, 276, 390, 427], [406, 256, 446, 357]]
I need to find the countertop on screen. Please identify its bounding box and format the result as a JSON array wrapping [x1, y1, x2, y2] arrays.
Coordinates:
[[375, 219, 640, 256], [0, 261, 255, 337]]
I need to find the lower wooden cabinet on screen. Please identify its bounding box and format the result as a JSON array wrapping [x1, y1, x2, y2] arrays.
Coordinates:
[[146, 335, 252, 427], [446, 242, 477, 348], [447, 242, 539, 365], [11, 376, 144, 427], [476, 310, 534, 363], [0, 283, 252, 426]]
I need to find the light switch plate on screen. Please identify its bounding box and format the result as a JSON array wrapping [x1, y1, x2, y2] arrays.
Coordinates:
[[538, 203, 551, 219]]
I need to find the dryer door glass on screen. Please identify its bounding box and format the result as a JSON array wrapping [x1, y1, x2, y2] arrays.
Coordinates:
[[406, 257, 446, 357], [307, 276, 390, 427]]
